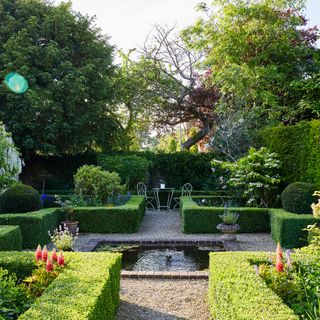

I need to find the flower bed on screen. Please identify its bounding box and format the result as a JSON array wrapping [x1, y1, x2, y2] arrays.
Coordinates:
[[0, 251, 121, 320], [0, 226, 22, 251], [181, 197, 317, 248], [209, 252, 299, 320]]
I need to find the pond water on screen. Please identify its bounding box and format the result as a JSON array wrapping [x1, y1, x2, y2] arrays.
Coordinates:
[[95, 244, 226, 271]]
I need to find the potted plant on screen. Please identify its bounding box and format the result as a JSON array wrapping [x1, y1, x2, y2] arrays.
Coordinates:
[[55, 196, 79, 236], [216, 209, 240, 241]]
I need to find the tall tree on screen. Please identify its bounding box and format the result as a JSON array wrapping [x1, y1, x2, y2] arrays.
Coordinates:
[[182, 0, 320, 123], [0, 0, 119, 156], [118, 26, 220, 150]]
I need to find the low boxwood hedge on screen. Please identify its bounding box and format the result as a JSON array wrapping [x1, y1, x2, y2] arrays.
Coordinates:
[[0, 196, 145, 249], [71, 195, 145, 233], [0, 208, 59, 249], [0, 226, 22, 251], [181, 197, 317, 248], [209, 252, 299, 320], [270, 209, 316, 248], [0, 251, 121, 320], [181, 197, 269, 233]]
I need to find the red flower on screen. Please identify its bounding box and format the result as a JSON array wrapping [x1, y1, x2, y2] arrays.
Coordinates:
[[51, 249, 58, 262], [276, 243, 283, 259], [57, 251, 65, 266], [42, 245, 48, 261], [275, 254, 284, 272], [35, 245, 42, 262], [46, 258, 54, 272]]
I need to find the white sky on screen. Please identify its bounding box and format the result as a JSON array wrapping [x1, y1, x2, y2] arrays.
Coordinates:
[[53, 0, 319, 52]]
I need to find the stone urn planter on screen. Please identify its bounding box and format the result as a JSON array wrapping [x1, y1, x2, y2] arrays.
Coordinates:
[[217, 223, 240, 241], [61, 220, 79, 236], [217, 209, 240, 241]]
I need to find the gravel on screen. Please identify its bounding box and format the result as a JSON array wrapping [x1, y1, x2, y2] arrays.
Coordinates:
[[117, 279, 211, 320], [74, 210, 276, 252]]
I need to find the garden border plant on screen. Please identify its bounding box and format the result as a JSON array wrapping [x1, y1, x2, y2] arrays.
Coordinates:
[[0, 196, 145, 248], [181, 197, 318, 248], [209, 251, 299, 320], [0, 251, 121, 320], [0, 226, 22, 251]]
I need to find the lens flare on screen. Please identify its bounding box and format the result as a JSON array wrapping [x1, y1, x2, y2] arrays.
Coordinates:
[[4, 72, 28, 94]]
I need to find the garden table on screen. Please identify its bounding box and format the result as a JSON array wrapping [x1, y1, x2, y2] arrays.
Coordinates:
[[153, 187, 174, 211]]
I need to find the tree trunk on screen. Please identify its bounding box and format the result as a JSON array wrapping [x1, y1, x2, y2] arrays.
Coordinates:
[[181, 123, 211, 150]]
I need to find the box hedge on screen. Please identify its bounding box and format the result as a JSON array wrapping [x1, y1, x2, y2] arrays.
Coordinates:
[[260, 120, 320, 188], [181, 197, 269, 233], [209, 252, 299, 320], [0, 251, 121, 320], [0, 208, 59, 249], [270, 209, 316, 248], [181, 197, 317, 248], [0, 226, 22, 251], [71, 195, 145, 233]]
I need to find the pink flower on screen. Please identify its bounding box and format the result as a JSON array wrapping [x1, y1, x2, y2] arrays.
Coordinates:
[[275, 254, 284, 272], [57, 251, 65, 266], [35, 245, 42, 262], [276, 243, 283, 259], [51, 249, 58, 262], [42, 245, 48, 261], [46, 258, 53, 272]]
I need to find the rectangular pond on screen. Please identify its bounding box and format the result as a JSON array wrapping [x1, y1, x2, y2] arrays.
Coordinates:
[[94, 244, 226, 271]]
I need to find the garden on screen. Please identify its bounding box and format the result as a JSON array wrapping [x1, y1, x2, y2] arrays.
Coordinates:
[[0, 0, 320, 319]]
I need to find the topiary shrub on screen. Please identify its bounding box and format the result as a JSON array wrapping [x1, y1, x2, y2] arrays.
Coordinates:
[[0, 184, 41, 213], [281, 182, 315, 214], [98, 154, 150, 190], [74, 165, 124, 203]]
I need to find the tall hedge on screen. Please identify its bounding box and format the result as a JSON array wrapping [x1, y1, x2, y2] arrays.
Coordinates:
[[99, 151, 223, 190], [260, 120, 320, 188]]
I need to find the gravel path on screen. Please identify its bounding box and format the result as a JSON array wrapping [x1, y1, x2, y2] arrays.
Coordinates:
[[75, 210, 276, 252], [117, 279, 211, 320]]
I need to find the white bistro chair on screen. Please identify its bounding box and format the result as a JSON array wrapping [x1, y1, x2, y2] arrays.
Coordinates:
[[137, 182, 156, 210], [172, 183, 193, 209]]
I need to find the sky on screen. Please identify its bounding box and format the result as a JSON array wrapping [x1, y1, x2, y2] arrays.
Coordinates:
[[53, 0, 320, 53]]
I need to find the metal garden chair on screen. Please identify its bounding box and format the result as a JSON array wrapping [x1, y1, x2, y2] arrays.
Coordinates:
[[172, 183, 193, 209], [137, 182, 156, 210]]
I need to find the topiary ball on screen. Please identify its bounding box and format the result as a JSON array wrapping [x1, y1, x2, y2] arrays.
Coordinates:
[[0, 184, 41, 213], [281, 182, 315, 214]]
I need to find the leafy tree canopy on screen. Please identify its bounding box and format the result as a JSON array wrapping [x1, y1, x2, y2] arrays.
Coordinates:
[[0, 0, 120, 156], [182, 0, 320, 123]]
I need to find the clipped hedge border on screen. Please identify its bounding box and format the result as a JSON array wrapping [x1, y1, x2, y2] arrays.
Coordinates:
[[0, 196, 145, 249], [209, 252, 299, 320], [71, 195, 145, 233], [0, 251, 121, 320], [0, 226, 22, 251], [270, 209, 316, 248], [0, 208, 59, 249], [180, 197, 270, 233]]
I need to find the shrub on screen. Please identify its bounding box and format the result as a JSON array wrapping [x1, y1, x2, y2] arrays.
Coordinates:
[[270, 209, 316, 248], [73, 196, 145, 233], [281, 182, 315, 214], [98, 154, 150, 190], [0, 252, 121, 320], [212, 147, 281, 207], [0, 184, 41, 213], [0, 267, 31, 319], [209, 252, 299, 320], [74, 165, 124, 202], [0, 226, 22, 251], [0, 208, 59, 249], [260, 120, 320, 188], [180, 197, 270, 233]]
